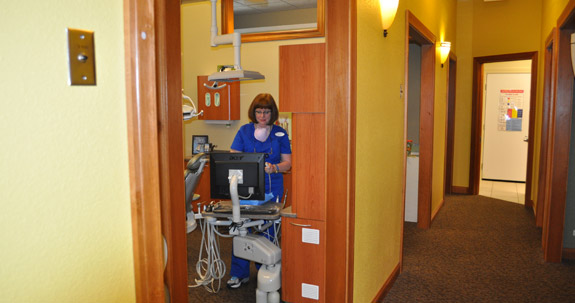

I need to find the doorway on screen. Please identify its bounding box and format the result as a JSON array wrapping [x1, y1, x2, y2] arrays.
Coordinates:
[[469, 52, 538, 209], [536, 30, 555, 228], [479, 61, 532, 204], [444, 54, 457, 195], [403, 11, 435, 231]]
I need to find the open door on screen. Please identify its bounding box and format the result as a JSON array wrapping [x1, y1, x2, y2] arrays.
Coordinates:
[[404, 11, 436, 230]]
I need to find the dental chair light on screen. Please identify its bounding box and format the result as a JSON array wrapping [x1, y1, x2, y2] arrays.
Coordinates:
[[208, 69, 265, 82]]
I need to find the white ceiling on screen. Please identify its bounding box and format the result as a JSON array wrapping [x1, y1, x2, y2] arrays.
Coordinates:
[[233, 0, 317, 15]]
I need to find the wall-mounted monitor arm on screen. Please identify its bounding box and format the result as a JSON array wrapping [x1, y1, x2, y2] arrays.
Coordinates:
[[208, 0, 264, 82]]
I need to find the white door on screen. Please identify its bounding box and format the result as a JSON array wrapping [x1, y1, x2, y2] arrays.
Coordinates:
[[482, 73, 531, 182]]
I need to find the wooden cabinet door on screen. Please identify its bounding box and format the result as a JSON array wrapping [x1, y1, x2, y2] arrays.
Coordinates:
[[197, 75, 240, 120], [279, 43, 325, 113], [292, 113, 325, 221], [282, 217, 326, 303]]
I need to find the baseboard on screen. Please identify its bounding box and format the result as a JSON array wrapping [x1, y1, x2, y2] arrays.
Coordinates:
[[371, 262, 400, 303], [451, 186, 469, 194], [432, 199, 445, 222], [563, 248, 575, 260]]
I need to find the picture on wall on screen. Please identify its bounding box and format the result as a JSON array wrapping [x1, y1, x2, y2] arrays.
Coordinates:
[[192, 135, 209, 154]]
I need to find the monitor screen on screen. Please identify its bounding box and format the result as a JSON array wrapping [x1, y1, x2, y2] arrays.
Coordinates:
[[210, 152, 266, 201]]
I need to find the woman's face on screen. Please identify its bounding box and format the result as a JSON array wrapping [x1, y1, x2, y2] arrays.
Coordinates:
[[254, 107, 272, 126]]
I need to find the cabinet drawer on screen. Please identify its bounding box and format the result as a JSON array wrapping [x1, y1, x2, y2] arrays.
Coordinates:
[[282, 217, 325, 303]]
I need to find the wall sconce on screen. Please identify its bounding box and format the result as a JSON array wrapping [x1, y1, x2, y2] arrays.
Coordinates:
[[379, 0, 399, 37], [439, 41, 451, 68]]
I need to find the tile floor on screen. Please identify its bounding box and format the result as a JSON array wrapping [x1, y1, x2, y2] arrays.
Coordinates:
[[479, 179, 525, 204]]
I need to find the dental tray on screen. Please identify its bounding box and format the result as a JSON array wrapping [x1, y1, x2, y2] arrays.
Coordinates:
[[211, 201, 282, 215]]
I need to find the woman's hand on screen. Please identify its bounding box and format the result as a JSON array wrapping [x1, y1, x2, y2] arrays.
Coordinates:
[[265, 162, 276, 174]]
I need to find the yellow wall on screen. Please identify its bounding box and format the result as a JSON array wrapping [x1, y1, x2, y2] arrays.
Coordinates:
[[0, 1, 135, 302], [453, 0, 543, 188], [354, 0, 456, 301], [181, 1, 323, 156]]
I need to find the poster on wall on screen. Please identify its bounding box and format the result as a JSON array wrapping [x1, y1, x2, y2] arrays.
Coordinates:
[[497, 89, 524, 132]]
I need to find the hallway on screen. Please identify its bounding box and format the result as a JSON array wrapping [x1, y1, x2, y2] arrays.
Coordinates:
[[384, 195, 575, 302]]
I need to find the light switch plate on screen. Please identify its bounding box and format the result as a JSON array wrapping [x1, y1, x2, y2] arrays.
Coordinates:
[[67, 28, 96, 85]]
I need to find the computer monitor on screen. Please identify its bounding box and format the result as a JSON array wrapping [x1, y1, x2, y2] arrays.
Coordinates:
[[210, 152, 266, 201]]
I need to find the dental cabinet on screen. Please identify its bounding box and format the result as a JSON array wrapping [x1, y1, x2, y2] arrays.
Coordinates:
[[279, 43, 327, 303], [279, 43, 325, 113], [196, 75, 240, 121]]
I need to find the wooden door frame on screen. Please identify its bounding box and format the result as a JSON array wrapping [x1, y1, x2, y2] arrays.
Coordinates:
[[124, 0, 357, 301], [124, 0, 188, 301], [444, 53, 457, 195], [404, 10, 436, 230], [325, 0, 356, 301], [542, 0, 575, 262], [469, 52, 538, 210], [123, 0, 165, 301], [537, 29, 556, 229]]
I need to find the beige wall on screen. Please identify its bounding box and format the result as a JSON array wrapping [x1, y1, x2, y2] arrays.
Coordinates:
[[354, 0, 457, 301], [0, 1, 135, 302], [181, 1, 323, 156]]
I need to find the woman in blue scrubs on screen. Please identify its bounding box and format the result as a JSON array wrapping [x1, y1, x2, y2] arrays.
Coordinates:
[[227, 93, 292, 289]]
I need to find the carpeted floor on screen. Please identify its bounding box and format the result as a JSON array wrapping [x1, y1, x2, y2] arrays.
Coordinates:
[[384, 194, 575, 302], [187, 195, 575, 303]]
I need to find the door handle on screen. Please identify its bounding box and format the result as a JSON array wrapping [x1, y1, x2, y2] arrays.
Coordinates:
[[290, 222, 312, 227], [523, 136, 529, 142]]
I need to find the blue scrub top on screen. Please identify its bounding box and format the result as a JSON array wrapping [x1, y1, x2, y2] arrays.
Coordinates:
[[231, 123, 291, 201]]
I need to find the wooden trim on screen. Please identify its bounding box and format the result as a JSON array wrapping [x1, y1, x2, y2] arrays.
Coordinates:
[[469, 52, 538, 200], [406, 11, 436, 230], [469, 58, 483, 195], [562, 248, 575, 260], [406, 11, 436, 43], [451, 186, 470, 194], [371, 262, 400, 303], [155, 0, 188, 301], [401, 9, 409, 272], [325, 0, 356, 302], [221, 0, 325, 42], [543, 6, 575, 261], [123, 0, 165, 301], [557, 0, 575, 27], [221, 0, 234, 35], [536, 28, 555, 228], [524, 56, 539, 209], [444, 54, 457, 195]]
